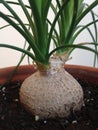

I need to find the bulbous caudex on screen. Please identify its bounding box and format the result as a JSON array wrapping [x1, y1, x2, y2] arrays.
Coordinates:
[[19, 59, 83, 119]]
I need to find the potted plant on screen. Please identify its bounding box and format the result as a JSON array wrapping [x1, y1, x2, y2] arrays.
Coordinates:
[[0, 0, 98, 129]]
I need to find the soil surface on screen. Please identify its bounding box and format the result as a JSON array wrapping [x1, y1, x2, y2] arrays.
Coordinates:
[[0, 78, 98, 130]]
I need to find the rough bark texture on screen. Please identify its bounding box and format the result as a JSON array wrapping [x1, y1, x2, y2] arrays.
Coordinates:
[[20, 60, 83, 119]]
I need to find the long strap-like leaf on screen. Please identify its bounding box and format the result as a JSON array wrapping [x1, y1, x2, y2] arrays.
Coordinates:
[[76, 0, 98, 25], [0, 12, 44, 61]]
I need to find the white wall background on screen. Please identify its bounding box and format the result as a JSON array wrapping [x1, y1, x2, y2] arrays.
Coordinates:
[[0, 0, 98, 68]]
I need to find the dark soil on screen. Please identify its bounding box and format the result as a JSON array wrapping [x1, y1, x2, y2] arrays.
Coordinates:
[[0, 78, 98, 130]]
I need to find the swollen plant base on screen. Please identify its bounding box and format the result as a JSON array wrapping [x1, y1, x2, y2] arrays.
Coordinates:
[[20, 60, 83, 119]]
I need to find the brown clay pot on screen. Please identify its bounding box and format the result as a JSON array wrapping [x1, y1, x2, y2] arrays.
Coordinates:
[[0, 65, 98, 130], [0, 64, 98, 85]]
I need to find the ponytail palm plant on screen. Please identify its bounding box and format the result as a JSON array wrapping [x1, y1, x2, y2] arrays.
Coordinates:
[[0, 0, 98, 119]]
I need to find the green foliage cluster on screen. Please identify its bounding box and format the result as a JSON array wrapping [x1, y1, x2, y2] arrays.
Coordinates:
[[0, 0, 98, 68]]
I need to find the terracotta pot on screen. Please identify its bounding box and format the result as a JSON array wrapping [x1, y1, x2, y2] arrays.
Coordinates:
[[0, 64, 98, 85], [0, 65, 98, 130]]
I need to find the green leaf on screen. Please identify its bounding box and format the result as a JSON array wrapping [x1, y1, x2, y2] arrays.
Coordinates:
[[0, 43, 35, 60], [76, 0, 98, 25], [48, 43, 98, 58], [47, 0, 70, 54], [28, 0, 47, 55], [34, 0, 42, 17]]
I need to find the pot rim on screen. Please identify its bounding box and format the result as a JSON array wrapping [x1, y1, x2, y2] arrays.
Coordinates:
[[0, 64, 98, 85]]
